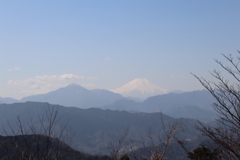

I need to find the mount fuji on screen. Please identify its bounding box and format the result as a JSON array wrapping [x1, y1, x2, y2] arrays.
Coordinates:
[[112, 78, 168, 99]]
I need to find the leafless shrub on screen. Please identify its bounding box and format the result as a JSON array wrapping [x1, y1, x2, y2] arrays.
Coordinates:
[[109, 117, 182, 160], [193, 51, 240, 159], [1, 105, 75, 160]]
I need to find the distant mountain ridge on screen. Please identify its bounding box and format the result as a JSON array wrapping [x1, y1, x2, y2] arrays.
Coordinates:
[[112, 78, 168, 99], [0, 97, 18, 104], [103, 90, 217, 123], [0, 84, 217, 122], [142, 90, 215, 112], [21, 83, 124, 108]]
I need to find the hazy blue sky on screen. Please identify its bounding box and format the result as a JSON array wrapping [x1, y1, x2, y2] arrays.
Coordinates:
[[1, 1, 240, 99]]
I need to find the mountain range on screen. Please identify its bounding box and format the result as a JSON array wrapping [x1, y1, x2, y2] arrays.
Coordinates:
[[0, 79, 219, 158], [21, 83, 124, 108], [103, 90, 216, 122], [0, 82, 216, 122], [0, 102, 201, 154]]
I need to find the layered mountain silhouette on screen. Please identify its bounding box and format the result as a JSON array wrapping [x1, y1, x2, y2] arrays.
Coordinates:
[[0, 102, 200, 154], [21, 83, 124, 108], [112, 78, 168, 99], [0, 83, 217, 122], [142, 90, 215, 112], [0, 79, 219, 158], [103, 90, 216, 123]]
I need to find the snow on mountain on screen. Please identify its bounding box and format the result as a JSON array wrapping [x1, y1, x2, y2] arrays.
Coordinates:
[[112, 78, 168, 99]]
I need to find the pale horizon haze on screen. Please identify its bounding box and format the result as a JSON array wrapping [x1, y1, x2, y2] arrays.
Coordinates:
[[1, 1, 240, 99]]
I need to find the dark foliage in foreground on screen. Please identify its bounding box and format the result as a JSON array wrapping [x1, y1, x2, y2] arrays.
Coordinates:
[[0, 134, 112, 160], [188, 146, 221, 160]]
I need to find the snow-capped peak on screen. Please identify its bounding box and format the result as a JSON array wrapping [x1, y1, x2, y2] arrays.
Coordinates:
[[112, 78, 168, 99]]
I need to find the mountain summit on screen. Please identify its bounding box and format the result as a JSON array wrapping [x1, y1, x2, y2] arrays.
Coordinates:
[[112, 78, 168, 99], [21, 84, 124, 108]]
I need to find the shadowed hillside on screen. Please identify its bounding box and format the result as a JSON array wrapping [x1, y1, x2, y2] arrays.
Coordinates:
[[0, 134, 112, 160], [0, 102, 201, 154]]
